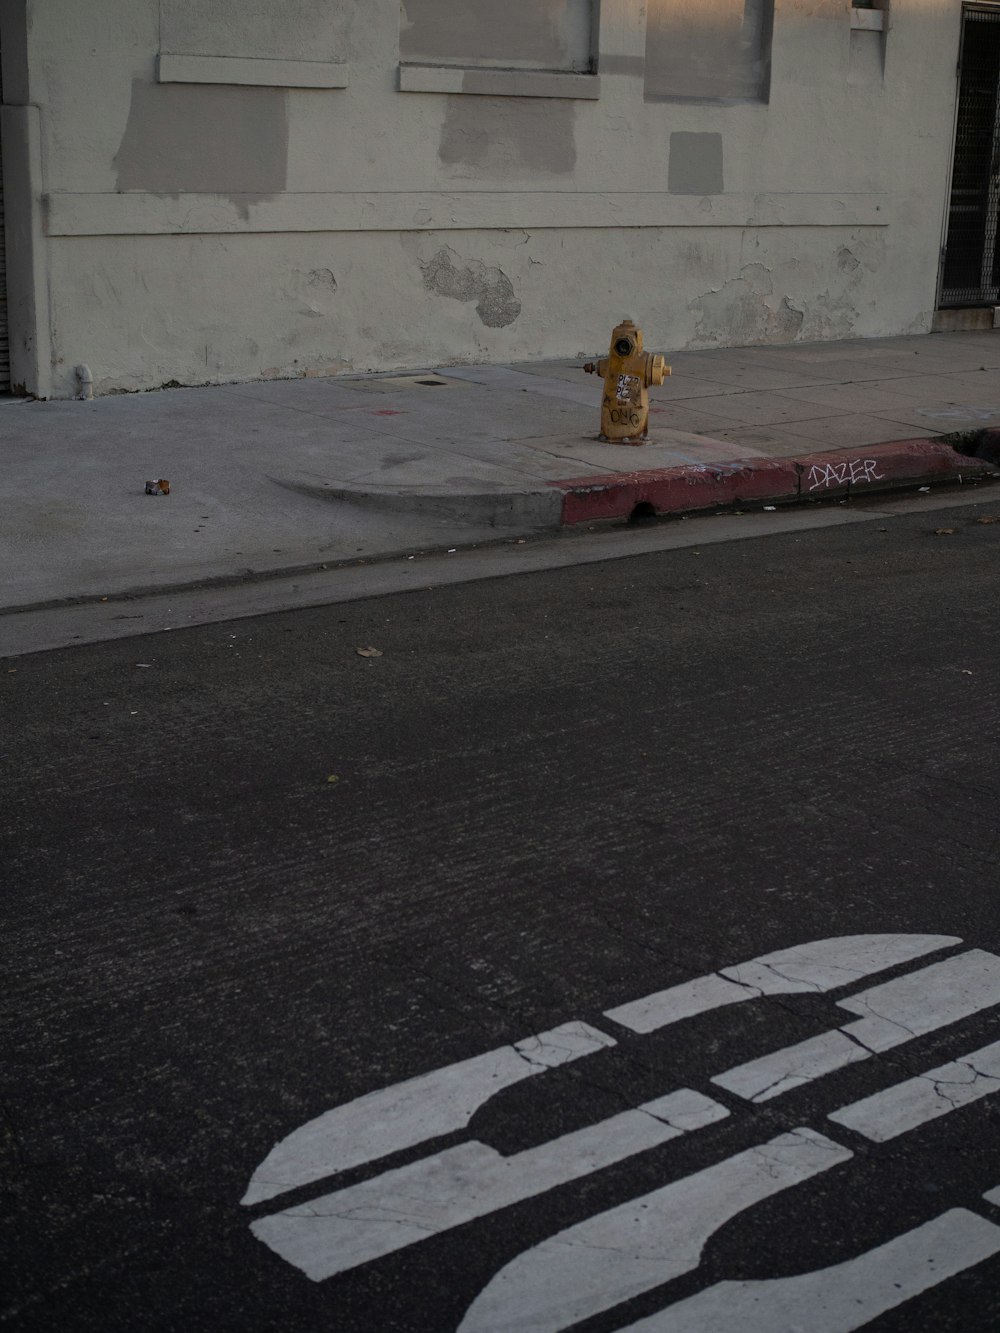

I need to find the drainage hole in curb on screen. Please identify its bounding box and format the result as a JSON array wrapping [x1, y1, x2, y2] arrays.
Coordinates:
[[629, 502, 658, 524]]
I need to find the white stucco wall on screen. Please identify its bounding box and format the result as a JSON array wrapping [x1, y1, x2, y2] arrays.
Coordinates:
[[0, 0, 969, 396]]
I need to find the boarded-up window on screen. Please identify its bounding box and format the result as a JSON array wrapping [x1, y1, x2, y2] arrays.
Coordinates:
[[161, 0, 344, 63], [400, 0, 595, 73], [645, 0, 772, 103]]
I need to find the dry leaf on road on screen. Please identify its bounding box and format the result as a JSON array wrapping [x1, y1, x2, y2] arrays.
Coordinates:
[[356, 646, 383, 658], [934, 528, 955, 536]]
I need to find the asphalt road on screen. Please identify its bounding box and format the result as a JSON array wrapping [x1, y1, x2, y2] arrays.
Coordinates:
[[4, 500, 1000, 1332]]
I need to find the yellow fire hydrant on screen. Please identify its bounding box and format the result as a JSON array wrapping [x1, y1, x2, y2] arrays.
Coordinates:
[[584, 318, 670, 444]]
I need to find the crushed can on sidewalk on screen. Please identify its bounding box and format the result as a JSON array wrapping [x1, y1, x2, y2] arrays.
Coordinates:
[[144, 479, 170, 495]]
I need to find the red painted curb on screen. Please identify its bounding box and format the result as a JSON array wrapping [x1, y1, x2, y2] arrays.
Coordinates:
[[550, 438, 996, 525]]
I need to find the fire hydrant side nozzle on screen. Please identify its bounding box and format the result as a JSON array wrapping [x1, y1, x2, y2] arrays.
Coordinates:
[[583, 318, 671, 444]]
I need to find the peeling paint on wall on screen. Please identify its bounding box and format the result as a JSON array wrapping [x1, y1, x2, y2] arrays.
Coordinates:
[[809, 236, 884, 339], [669, 132, 724, 195], [645, 0, 773, 103], [689, 263, 804, 345], [439, 96, 576, 175], [421, 248, 521, 328], [290, 267, 338, 319], [401, 0, 593, 71], [687, 235, 885, 348], [114, 82, 288, 212], [837, 245, 862, 275]]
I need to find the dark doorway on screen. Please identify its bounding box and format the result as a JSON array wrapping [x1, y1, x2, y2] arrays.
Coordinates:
[[940, 6, 1000, 308]]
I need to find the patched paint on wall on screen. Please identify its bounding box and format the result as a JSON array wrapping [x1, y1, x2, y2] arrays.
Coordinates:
[[645, 0, 773, 102], [439, 97, 576, 175], [401, 0, 593, 71], [161, 0, 344, 62], [598, 54, 646, 77], [421, 247, 521, 327], [669, 133, 724, 195], [25, 0, 968, 397], [114, 81, 288, 211]]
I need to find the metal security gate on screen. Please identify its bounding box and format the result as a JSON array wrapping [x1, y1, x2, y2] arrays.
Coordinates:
[[941, 6, 1000, 308], [0, 42, 8, 391]]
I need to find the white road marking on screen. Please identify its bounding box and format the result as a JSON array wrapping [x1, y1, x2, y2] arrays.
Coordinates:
[[245, 936, 961, 1207], [641, 1087, 731, 1134], [245, 931, 999, 1331], [713, 949, 1000, 1103], [607, 973, 755, 1032], [614, 1209, 1000, 1333], [835, 949, 1000, 1050], [241, 1020, 614, 1206], [251, 1088, 729, 1281], [455, 1129, 851, 1333], [828, 1037, 1000, 1141], [712, 1031, 871, 1102], [604, 935, 958, 1034]]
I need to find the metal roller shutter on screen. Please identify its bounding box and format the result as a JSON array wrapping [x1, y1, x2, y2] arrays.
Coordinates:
[[0, 49, 8, 393]]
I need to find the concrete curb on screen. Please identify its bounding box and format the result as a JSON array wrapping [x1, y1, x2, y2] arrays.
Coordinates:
[[269, 474, 562, 528], [549, 439, 999, 525]]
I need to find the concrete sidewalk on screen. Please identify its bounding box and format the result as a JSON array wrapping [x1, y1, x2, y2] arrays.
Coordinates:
[[3, 330, 1000, 614]]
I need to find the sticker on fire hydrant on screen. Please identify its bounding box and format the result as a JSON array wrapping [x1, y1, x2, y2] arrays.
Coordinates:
[[584, 319, 670, 445]]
